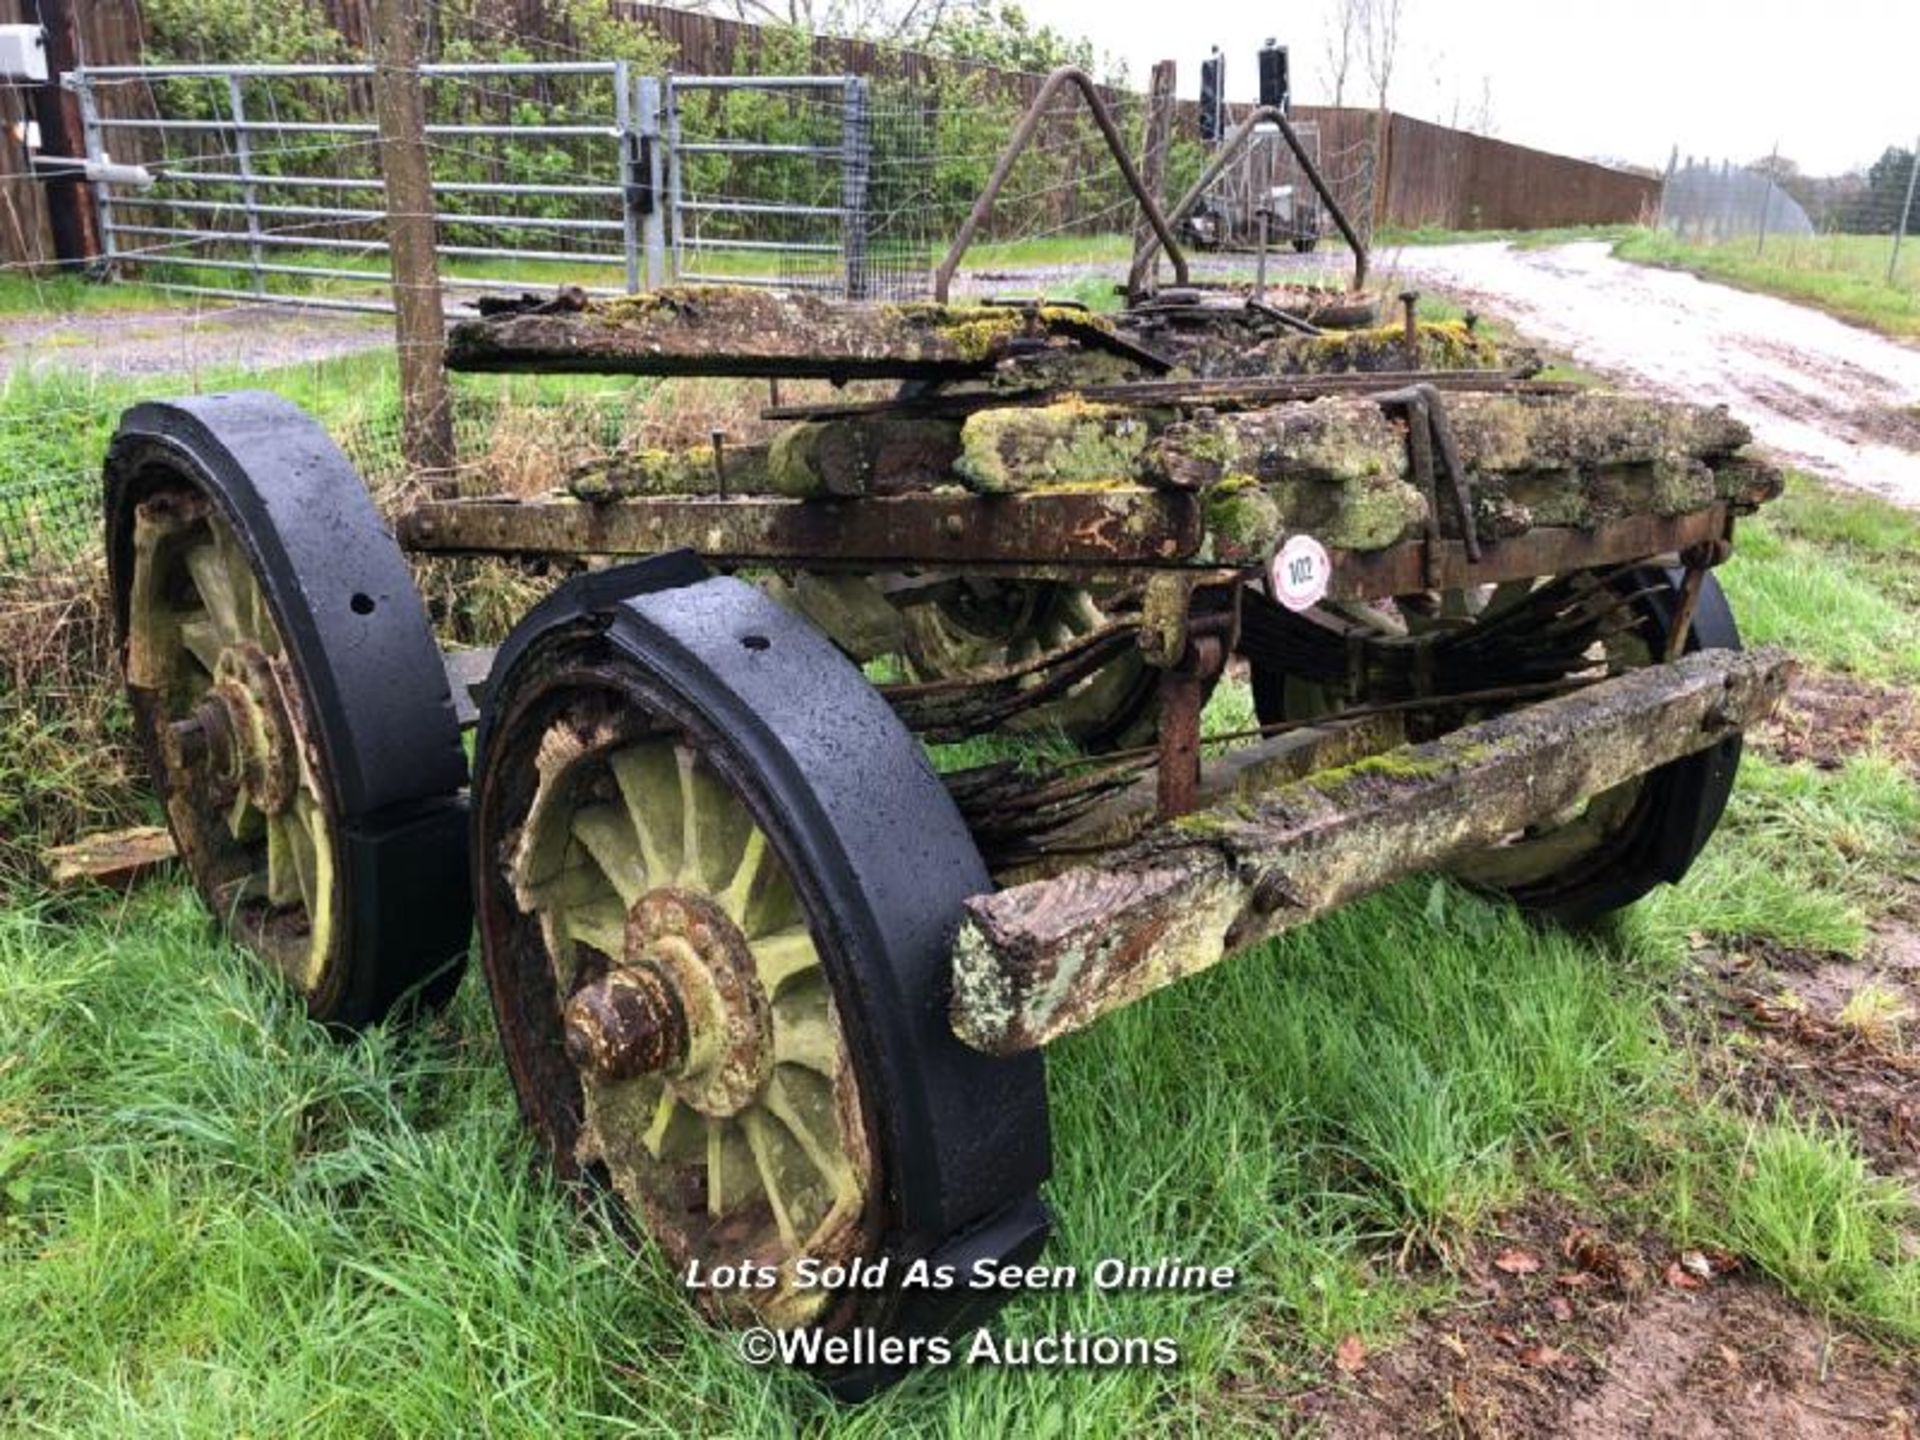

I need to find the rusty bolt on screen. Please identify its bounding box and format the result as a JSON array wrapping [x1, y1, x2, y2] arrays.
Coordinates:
[[563, 966, 687, 1081], [166, 697, 233, 776]]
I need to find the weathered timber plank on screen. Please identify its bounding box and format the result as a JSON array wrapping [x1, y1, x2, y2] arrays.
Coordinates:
[[399, 490, 1206, 567], [997, 715, 1407, 885], [44, 825, 177, 890], [952, 646, 1795, 1055], [445, 288, 1120, 380], [399, 490, 1732, 599]]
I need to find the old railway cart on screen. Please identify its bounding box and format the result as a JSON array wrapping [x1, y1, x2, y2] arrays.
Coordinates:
[[103, 210, 1789, 1393]]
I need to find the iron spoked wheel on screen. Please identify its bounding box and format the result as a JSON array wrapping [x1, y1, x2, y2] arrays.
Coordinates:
[[499, 687, 874, 1328], [1249, 566, 1743, 923], [473, 565, 1051, 1391], [122, 488, 342, 993], [106, 394, 472, 1027], [900, 579, 1159, 750]]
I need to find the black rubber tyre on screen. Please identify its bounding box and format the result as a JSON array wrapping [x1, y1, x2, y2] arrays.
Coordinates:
[[471, 555, 1052, 1398], [105, 392, 472, 1027], [1250, 566, 1744, 925]]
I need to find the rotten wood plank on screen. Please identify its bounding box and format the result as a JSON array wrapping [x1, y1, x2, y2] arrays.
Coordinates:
[[44, 825, 177, 890], [758, 369, 1568, 423], [951, 646, 1795, 1055], [996, 714, 1407, 884], [399, 490, 1207, 569], [445, 288, 1130, 381]]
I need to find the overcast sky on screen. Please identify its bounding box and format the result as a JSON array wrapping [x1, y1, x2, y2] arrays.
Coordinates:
[[1017, 0, 1918, 176]]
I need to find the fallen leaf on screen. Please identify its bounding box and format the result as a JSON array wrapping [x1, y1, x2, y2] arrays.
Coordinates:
[[1491, 1326, 1522, 1349], [1548, 1295, 1574, 1322], [1439, 1332, 1469, 1358], [1494, 1247, 1543, 1275], [1334, 1334, 1368, 1374], [1681, 1250, 1713, 1280], [1519, 1344, 1566, 1368], [1664, 1261, 1704, 1291]]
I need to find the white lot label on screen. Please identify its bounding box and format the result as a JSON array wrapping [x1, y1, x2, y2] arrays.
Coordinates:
[[1269, 534, 1331, 612]]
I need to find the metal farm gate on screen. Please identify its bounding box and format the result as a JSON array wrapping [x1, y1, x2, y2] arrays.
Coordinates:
[[63, 61, 895, 310], [664, 74, 873, 297]]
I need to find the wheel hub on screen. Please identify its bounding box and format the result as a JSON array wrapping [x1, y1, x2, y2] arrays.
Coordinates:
[[168, 641, 302, 818], [563, 886, 774, 1117]]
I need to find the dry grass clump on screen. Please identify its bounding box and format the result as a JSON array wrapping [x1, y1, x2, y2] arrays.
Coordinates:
[[0, 556, 147, 890]]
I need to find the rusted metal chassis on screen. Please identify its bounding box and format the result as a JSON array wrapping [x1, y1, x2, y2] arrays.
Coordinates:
[[950, 646, 1793, 1056]]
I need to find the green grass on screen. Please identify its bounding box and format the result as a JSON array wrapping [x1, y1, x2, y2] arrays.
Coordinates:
[[1612, 228, 1920, 340], [1716, 475, 1920, 682]]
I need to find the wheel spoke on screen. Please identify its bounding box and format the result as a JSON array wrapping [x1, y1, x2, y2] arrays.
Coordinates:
[[178, 614, 224, 674], [563, 896, 627, 958], [720, 826, 786, 932], [706, 1118, 756, 1218], [763, 1070, 860, 1207], [266, 814, 296, 905], [186, 541, 243, 643], [678, 747, 751, 892], [570, 803, 647, 907], [641, 1084, 681, 1159], [227, 788, 259, 841], [284, 799, 319, 914], [750, 925, 818, 994], [741, 1109, 801, 1250], [772, 981, 842, 1077], [610, 742, 682, 886]]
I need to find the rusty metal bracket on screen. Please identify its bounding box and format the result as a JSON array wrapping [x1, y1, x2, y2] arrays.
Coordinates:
[[1375, 382, 1483, 574], [1131, 104, 1371, 299], [1663, 537, 1733, 660], [934, 66, 1190, 303], [1140, 576, 1240, 819]]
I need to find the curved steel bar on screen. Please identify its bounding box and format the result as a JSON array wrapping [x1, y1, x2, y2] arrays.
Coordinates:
[[934, 66, 1188, 303], [1130, 104, 1371, 297]]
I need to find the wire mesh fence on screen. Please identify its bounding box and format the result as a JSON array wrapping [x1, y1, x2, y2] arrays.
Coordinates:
[[1658, 142, 1920, 289], [0, 471, 98, 572]]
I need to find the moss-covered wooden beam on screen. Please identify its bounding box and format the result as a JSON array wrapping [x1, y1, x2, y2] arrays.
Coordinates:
[[446, 286, 1125, 379], [951, 645, 1794, 1055]]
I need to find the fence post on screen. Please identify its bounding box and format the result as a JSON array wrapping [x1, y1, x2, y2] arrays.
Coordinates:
[[226, 75, 267, 297], [67, 72, 113, 267], [29, 0, 98, 269], [613, 60, 641, 294], [666, 79, 686, 287], [839, 75, 870, 301], [1128, 59, 1176, 297], [372, 0, 456, 489], [1755, 140, 1778, 258], [1890, 138, 1919, 286], [637, 74, 666, 289]]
